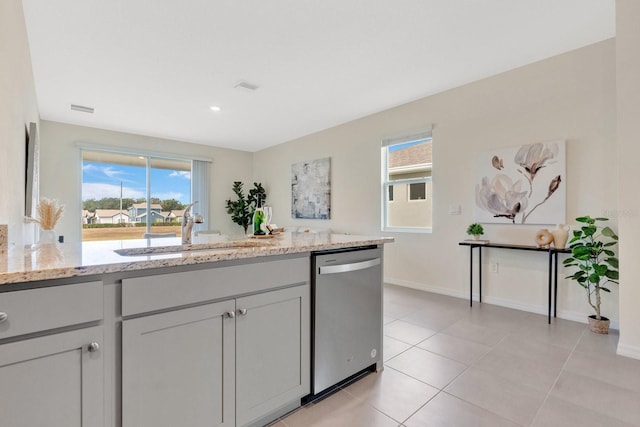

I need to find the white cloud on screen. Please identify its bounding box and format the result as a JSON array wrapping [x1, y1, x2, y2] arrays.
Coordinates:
[[103, 166, 126, 178], [169, 171, 191, 179], [82, 183, 145, 200], [83, 163, 130, 181]]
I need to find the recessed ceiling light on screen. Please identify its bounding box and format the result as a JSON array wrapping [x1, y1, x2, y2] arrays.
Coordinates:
[[210, 106, 221, 112]]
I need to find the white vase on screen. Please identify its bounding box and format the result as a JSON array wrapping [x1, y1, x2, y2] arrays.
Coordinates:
[[39, 229, 57, 245], [551, 224, 570, 249]]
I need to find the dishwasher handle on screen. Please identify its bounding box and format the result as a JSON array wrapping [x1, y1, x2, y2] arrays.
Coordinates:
[[318, 258, 381, 275]]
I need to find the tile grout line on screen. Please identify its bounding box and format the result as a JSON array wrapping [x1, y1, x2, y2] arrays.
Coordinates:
[[336, 372, 418, 426], [527, 325, 588, 426]]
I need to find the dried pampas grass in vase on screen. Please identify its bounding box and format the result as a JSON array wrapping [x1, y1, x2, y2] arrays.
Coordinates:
[[26, 198, 65, 244]]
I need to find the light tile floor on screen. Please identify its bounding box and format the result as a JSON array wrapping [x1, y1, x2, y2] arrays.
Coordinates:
[[276, 284, 640, 427]]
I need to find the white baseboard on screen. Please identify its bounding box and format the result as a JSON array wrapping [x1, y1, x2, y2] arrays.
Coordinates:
[[385, 277, 467, 299], [617, 343, 640, 360], [384, 277, 619, 329]]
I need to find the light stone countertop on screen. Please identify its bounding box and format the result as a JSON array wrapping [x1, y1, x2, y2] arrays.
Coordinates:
[[0, 233, 393, 286]]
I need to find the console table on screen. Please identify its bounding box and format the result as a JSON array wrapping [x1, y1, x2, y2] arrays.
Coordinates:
[[459, 242, 571, 324]]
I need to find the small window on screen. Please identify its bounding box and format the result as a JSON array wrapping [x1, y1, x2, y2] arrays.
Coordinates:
[[409, 183, 426, 201], [382, 131, 432, 232]]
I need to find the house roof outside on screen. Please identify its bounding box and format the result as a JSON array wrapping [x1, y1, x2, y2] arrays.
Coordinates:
[[389, 141, 432, 169], [131, 203, 162, 210], [94, 209, 129, 218], [168, 209, 186, 218], [136, 211, 166, 220]]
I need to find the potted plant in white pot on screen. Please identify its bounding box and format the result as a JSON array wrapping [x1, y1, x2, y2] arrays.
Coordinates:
[[466, 223, 485, 241], [563, 216, 619, 334]]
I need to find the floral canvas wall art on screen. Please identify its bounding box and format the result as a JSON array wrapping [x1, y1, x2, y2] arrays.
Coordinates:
[[475, 140, 566, 224], [291, 157, 331, 219]]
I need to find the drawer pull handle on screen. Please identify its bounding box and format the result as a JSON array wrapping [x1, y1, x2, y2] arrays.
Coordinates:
[[238, 309, 247, 316], [225, 311, 236, 319], [0, 312, 7, 323], [88, 342, 100, 353]]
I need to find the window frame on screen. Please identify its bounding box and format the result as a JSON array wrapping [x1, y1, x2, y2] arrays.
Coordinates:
[[381, 134, 433, 233]]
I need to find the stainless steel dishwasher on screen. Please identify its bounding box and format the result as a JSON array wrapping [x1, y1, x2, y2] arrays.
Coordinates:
[[307, 245, 383, 400]]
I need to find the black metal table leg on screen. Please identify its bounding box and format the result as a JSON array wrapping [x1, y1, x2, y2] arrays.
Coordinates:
[[554, 251, 558, 318], [469, 246, 473, 307], [547, 250, 552, 324], [479, 246, 482, 303]]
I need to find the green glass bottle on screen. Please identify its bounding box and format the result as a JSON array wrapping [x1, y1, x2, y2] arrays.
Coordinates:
[[253, 197, 266, 235]]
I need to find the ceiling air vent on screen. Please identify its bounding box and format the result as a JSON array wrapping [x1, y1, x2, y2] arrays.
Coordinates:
[[234, 81, 259, 92], [70, 104, 95, 114]]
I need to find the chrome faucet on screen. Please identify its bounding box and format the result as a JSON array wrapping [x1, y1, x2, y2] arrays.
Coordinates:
[[182, 201, 204, 245]]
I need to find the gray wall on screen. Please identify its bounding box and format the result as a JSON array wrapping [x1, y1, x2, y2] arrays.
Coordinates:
[[254, 39, 618, 327], [616, 0, 640, 359], [39, 121, 254, 242], [0, 0, 40, 246]]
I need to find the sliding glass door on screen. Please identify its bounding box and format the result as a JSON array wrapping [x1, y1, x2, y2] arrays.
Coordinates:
[[81, 150, 191, 241]]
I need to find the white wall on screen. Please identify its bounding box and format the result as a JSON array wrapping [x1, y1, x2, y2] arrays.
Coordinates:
[[39, 121, 254, 242], [616, 0, 640, 359], [0, 0, 40, 246], [254, 39, 618, 325]]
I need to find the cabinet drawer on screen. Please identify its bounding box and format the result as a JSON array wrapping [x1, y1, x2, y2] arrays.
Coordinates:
[[122, 256, 309, 316], [0, 281, 103, 340]]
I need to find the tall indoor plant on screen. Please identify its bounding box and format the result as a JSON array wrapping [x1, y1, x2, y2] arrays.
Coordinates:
[[563, 216, 619, 333], [225, 181, 267, 233]]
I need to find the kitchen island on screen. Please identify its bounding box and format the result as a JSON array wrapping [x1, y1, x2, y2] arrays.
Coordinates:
[[0, 232, 392, 427]]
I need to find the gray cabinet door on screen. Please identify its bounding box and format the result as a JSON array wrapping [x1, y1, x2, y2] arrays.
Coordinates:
[[122, 300, 235, 427], [0, 326, 104, 427], [235, 284, 310, 426]]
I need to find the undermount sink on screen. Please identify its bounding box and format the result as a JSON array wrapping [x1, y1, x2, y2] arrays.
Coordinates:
[[114, 241, 266, 257]]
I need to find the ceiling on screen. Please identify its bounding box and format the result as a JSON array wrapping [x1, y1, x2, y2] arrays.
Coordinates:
[[22, 0, 615, 152]]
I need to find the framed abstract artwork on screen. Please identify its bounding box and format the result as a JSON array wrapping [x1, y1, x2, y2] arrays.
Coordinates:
[[291, 157, 331, 219]]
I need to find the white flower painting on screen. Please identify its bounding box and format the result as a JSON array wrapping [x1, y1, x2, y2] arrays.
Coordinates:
[[475, 141, 566, 224]]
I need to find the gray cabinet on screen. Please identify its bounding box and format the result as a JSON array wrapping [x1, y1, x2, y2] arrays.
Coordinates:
[[122, 285, 309, 427], [122, 300, 236, 427], [236, 284, 309, 427], [120, 257, 310, 427], [0, 281, 104, 427], [0, 325, 104, 427]]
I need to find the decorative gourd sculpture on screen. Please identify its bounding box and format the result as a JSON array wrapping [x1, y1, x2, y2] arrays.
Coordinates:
[[535, 229, 554, 248]]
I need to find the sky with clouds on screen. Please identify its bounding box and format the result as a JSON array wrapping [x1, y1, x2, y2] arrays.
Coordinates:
[[82, 162, 191, 203]]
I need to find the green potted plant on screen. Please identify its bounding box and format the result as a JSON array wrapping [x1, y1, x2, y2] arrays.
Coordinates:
[[225, 181, 267, 233], [466, 223, 485, 240], [563, 216, 619, 334]]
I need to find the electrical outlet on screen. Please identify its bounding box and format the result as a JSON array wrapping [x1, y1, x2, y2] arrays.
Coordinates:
[[490, 262, 499, 273]]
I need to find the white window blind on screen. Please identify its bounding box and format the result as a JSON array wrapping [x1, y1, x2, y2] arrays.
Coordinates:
[[191, 160, 210, 232]]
